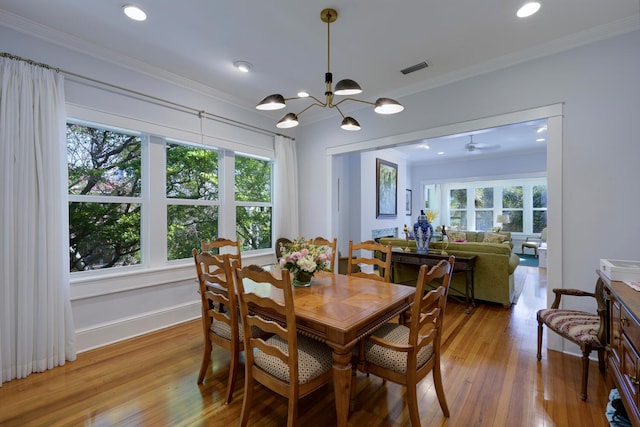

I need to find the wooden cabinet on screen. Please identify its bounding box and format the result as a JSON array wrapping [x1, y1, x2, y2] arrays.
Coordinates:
[[603, 270, 640, 426]]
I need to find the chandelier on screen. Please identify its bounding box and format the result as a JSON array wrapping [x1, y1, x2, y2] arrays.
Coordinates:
[[256, 8, 404, 131]]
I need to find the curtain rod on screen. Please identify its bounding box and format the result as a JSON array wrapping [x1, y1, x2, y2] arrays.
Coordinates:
[[1, 52, 294, 141]]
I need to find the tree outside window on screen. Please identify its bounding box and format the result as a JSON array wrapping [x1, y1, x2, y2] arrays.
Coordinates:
[[449, 189, 467, 229], [67, 123, 142, 271], [475, 187, 494, 231], [502, 186, 523, 232], [235, 155, 272, 251], [532, 184, 548, 233], [166, 142, 219, 260]]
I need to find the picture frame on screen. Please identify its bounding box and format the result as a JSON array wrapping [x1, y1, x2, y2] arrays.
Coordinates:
[[405, 189, 412, 216], [376, 158, 397, 218]]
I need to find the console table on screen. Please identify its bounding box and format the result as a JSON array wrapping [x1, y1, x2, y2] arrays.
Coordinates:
[[602, 270, 640, 427], [390, 250, 477, 313]]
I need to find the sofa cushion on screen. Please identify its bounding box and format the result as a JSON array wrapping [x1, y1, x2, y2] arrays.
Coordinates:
[[448, 231, 467, 241], [483, 232, 509, 244]]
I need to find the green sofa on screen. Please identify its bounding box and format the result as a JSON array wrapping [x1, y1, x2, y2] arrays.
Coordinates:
[[378, 235, 520, 307]]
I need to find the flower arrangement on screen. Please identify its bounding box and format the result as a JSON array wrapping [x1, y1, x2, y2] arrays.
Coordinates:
[[278, 237, 331, 285], [426, 209, 439, 223]]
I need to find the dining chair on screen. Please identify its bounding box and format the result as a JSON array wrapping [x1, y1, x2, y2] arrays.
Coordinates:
[[537, 278, 607, 401], [347, 240, 392, 282], [201, 237, 242, 268], [275, 237, 292, 260], [311, 236, 337, 272], [357, 256, 455, 426], [233, 264, 334, 427], [192, 249, 244, 404]]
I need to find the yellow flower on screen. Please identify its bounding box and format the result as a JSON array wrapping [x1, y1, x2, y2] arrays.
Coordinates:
[[426, 210, 438, 223]]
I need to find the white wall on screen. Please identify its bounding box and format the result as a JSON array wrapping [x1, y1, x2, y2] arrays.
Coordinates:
[[297, 30, 640, 355]]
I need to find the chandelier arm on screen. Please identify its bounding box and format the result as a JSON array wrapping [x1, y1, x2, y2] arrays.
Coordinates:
[[334, 105, 347, 119], [330, 97, 375, 108], [305, 95, 328, 108], [294, 101, 325, 117]]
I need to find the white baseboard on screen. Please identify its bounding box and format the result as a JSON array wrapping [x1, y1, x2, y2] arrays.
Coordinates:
[[75, 302, 201, 353]]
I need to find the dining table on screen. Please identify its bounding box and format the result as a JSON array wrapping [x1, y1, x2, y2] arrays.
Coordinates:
[[243, 269, 415, 427]]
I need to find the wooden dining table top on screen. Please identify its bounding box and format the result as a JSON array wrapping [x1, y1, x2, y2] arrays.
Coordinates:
[[243, 270, 416, 351]]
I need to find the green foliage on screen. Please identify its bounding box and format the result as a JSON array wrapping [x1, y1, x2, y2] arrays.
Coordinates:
[[235, 156, 271, 202], [67, 124, 142, 271], [166, 143, 218, 199], [167, 205, 219, 260]]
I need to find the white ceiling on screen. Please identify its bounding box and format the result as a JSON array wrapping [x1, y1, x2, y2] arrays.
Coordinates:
[[1, 1, 638, 162]]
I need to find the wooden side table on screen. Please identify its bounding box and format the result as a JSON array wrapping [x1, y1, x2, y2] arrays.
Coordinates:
[[390, 250, 477, 313]]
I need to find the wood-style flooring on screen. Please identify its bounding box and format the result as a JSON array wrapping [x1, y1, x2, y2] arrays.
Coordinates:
[[0, 266, 613, 426]]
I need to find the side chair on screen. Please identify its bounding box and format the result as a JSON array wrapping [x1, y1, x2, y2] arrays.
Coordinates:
[[536, 278, 607, 401], [201, 237, 242, 268], [192, 249, 243, 404], [347, 240, 392, 282], [311, 236, 337, 272], [357, 256, 455, 427], [275, 237, 292, 260], [233, 264, 334, 427]]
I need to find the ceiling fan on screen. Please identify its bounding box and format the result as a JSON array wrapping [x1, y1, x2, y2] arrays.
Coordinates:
[[465, 135, 501, 152]]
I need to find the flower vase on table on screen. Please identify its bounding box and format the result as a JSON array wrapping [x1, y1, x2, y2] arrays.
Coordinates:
[[292, 270, 314, 287], [413, 210, 433, 254], [278, 237, 331, 287]]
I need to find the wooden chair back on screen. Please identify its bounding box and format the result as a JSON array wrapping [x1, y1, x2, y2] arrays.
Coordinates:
[[360, 256, 455, 426], [347, 240, 392, 282], [233, 264, 333, 426], [406, 257, 454, 359], [275, 237, 292, 260], [192, 249, 242, 404], [201, 237, 242, 268], [311, 236, 337, 272]]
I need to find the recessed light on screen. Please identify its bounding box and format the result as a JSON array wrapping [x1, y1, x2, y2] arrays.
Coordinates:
[[437, 151, 445, 155], [422, 144, 430, 150], [536, 138, 546, 142], [537, 126, 547, 133], [517, 2, 541, 18], [123, 5, 147, 21], [233, 61, 252, 73]]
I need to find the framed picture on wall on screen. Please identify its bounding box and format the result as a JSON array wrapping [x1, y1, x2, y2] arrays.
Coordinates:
[[376, 158, 397, 218], [405, 189, 412, 216]]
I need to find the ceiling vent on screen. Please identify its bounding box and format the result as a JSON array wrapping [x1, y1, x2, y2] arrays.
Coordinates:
[[401, 61, 428, 75]]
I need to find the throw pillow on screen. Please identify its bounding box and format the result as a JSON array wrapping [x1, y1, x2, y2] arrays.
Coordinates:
[[483, 232, 508, 244], [448, 231, 466, 242]]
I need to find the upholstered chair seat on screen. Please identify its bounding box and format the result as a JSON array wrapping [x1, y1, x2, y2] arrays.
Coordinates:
[[536, 309, 601, 348], [363, 323, 433, 375], [255, 334, 333, 384]]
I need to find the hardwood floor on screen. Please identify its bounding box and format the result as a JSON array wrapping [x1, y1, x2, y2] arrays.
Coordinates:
[[0, 266, 612, 426]]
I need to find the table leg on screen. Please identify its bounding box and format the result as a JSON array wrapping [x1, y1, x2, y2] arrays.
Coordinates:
[[332, 348, 352, 427], [465, 270, 476, 314]]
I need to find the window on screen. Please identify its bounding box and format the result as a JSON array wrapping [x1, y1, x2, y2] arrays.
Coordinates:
[[532, 184, 548, 233], [449, 189, 467, 229], [166, 142, 219, 260], [68, 119, 276, 274], [432, 179, 546, 234], [474, 187, 494, 231], [67, 123, 143, 271], [502, 186, 523, 232], [235, 154, 273, 251]]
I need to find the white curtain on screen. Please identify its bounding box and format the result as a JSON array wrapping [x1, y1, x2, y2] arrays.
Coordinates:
[[274, 135, 299, 239], [0, 57, 76, 386]]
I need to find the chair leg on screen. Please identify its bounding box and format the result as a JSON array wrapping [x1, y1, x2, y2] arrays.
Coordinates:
[[597, 348, 606, 373], [433, 362, 450, 417], [406, 382, 422, 427], [197, 339, 212, 384], [536, 321, 543, 361], [580, 347, 591, 401], [239, 371, 254, 427], [224, 347, 240, 404]]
